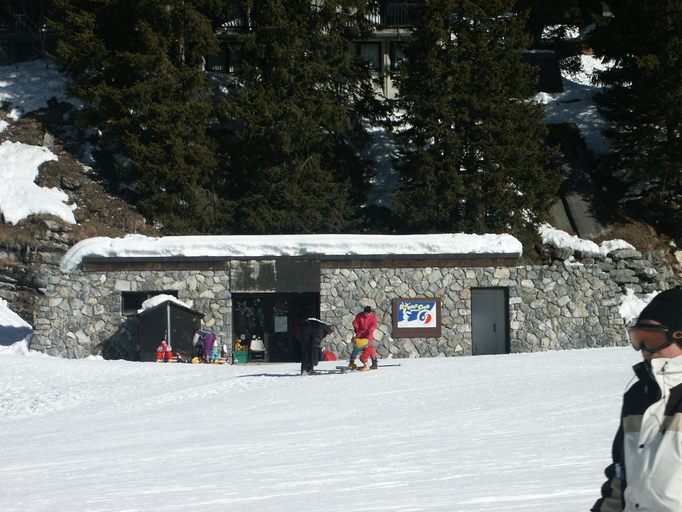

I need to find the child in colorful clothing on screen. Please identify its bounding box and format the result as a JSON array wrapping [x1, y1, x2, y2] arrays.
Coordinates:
[[210, 344, 221, 363], [155, 340, 173, 362], [348, 336, 367, 368]]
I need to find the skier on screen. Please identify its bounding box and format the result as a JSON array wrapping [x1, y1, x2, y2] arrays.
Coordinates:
[[592, 287, 682, 511], [349, 306, 378, 371], [297, 318, 334, 375]]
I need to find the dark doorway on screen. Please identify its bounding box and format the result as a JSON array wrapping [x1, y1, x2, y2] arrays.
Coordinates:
[[471, 288, 509, 355], [232, 293, 319, 362]]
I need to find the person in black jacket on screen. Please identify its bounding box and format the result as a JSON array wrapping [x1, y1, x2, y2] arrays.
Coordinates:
[[591, 287, 682, 511], [297, 318, 334, 375]]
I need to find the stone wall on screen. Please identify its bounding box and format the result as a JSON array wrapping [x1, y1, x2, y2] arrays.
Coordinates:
[[31, 258, 635, 359], [31, 268, 231, 358], [321, 261, 626, 359], [0, 220, 71, 329], [541, 245, 676, 294]]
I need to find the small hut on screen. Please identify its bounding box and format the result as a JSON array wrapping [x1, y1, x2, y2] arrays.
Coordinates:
[[138, 299, 204, 362]]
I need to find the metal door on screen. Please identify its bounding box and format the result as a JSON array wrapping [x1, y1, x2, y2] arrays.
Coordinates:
[[471, 288, 509, 355]]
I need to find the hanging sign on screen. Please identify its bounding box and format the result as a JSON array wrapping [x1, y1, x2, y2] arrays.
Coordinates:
[[392, 297, 442, 338], [274, 316, 288, 333]]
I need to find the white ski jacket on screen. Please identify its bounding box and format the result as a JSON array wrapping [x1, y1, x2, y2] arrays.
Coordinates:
[[592, 356, 682, 512]]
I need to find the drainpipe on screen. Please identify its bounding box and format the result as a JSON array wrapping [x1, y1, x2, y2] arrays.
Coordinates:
[[167, 303, 172, 347]]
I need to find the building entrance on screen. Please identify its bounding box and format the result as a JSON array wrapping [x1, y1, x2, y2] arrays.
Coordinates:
[[232, 293, 319, 362]]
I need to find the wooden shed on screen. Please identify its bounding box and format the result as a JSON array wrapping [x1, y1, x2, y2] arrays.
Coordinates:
[[138, 300, 204, 362]]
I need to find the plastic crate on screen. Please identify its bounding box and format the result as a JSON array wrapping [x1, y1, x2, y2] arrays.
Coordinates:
[[233, 350, 249, 363]]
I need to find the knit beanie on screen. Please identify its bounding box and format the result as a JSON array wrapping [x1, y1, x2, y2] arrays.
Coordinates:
[[637, 287, 682, 331]]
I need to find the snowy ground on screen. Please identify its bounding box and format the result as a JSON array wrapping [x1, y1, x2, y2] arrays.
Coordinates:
[[535, 55, 611, 156], [0, 299, 32, 348], [0, 345, 639, 512]]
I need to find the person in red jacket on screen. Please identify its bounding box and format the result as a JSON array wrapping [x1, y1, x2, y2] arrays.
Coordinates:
[[350, 306, 378, 371]]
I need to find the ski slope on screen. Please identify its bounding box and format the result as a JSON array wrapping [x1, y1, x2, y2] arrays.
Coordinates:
[[0, 346, 639, 511]]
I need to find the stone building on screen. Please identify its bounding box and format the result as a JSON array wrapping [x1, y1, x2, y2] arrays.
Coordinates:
[[30, 233, 628, 360]]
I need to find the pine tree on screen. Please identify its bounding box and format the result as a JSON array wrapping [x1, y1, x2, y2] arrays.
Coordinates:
[[52, 0, 226, 233], [589, 1, 682, 234], [219, 0, 381, 234], [392, 0, 558, 233]]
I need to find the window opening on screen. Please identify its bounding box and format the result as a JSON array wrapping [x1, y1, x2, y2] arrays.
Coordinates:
[[121, 290, 179, 316], [354, 42, 381, 71]]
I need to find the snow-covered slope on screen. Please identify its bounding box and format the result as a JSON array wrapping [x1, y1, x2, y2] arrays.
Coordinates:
[[0, 346, 639, 512]]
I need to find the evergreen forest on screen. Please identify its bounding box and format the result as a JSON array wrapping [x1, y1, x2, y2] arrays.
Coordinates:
[[38, 0, 682, 241]]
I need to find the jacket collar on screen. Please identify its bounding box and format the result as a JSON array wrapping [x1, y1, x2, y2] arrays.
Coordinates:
[[634, 356, 682, 394]]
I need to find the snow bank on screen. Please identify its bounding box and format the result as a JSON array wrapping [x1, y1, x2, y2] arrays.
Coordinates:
[[0, 298, 33, 351], [536, 54, 613, 155], [619, 288, 659, 325], [0, 59, 70, 119], [538, 223, 634, 256], [0, 339, 30, 355], [0, 140, 77, 225]]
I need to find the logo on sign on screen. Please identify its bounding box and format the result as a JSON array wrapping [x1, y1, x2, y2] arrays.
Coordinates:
[[397, 300, 438, 328]]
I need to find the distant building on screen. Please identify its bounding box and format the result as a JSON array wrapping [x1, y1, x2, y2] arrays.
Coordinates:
[[208, 1, 420, 100]]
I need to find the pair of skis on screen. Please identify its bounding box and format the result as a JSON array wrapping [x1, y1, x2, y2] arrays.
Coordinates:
[[308, 363, 401, 375]]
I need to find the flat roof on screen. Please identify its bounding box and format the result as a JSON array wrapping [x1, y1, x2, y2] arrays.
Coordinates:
[[61, 233, 523, 272]]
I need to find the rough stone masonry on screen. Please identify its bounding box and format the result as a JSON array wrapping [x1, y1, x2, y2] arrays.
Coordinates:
[[31, 257, 636, 359], [26, 226, 682, 359]]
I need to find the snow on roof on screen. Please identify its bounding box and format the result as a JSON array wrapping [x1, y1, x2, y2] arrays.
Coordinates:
[[60, 233, 523, 272], [138, 294, 190, 314]]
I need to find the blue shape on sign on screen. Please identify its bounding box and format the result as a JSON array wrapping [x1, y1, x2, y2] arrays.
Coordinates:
[[398, 300, 437, 328]]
